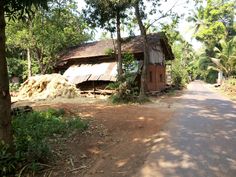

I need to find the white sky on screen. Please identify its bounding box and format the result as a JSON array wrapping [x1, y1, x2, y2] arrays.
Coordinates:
[[77, 0, 203, 50]]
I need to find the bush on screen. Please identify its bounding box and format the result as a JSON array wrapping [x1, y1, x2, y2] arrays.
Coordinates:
[[9, 83, 20, 92], [225, 77, 236, 86], [0, 108, 88, 176], [205, 69, 218, 84], [221, 77, 236, 95], [171, 62, 189, 89], [110, 73, 140, 104], [0, 142, 20, 176], [109, 52, 140, 103]]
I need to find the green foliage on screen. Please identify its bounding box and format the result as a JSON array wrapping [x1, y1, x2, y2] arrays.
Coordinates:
[[187, 60, 199, 80], [190, 0, 235, 53], [105, 48, 115, 56], [225, 77, 236, 86], [171, 60, 189, 89], [196, 21, 226, 45], [160, 17, 199, 88], [106, 81, 120, 90], [170, 41, 196, 88], [210, 37, 236, 77], [6, 0, 92, 78], [189, 0, 236, 83], [4, 0, 49, 20], [7, 53, 40, 80], [122, 52, 138, 73], [84, 0, 133, 79], [12, 109, 87, 161], [206, 69, 218, 83], [194, 55, 217, 83], [160, 16, 181, 45], [187, 0, 236, 83], [224, 77, 236, 88], [9, 83, 20, 92], [6, 52, 24, 80], [0, 142, 19, 177], [0, 109, 88, 176], [84, 0, 132, 32], [109, 52, 141, 103], [221, 77, 236, 99], [195, 37, 236, 83], [110, 74, 140, 103]]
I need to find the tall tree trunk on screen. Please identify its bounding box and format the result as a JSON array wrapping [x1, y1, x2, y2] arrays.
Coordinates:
[[116, 11, 123, 78], [27, 48, 32, 78], [27, 18, 33, 78], [134, 1, 149, 98], [36, 47, 45, 74], [0, 2, 13, 144]]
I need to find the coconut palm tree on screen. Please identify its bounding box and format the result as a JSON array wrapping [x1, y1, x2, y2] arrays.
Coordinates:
[[209, 37, 236, 78], [187, 6, 205, 35]]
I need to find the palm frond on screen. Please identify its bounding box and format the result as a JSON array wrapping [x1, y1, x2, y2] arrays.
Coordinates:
[[207, 66, 220, 72], [211, 57, 228, 73]]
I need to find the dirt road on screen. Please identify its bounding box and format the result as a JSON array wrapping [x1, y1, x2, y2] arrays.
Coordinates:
[[32, 97, 174, 177], [25, 81, 236, 177], [135, 81, 236, 177]]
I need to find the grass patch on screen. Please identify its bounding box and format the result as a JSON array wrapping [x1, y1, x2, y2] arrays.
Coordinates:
[[220, 78, 236, 101], [164, 87, 180, 96], [0, 108, 88, 176]]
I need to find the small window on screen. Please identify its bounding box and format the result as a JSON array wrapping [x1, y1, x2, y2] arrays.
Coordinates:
[[149, 71, 153, 83], [160, 74, 163, 82]]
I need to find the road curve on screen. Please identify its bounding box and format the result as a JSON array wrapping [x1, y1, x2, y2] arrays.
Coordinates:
[[135, 81, 236, 177]]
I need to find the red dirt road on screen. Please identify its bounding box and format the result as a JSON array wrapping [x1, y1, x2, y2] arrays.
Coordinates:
[[33, 100, 174, 177]]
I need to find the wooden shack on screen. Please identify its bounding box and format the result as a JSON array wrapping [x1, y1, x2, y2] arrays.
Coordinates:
[[55, 33, 174, 92]]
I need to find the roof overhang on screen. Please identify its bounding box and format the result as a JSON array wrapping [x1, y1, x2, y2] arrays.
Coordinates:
[[63, 62, 117, 84]]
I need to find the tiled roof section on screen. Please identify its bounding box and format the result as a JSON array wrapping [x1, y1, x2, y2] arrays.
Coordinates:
[[61, 39, 114, 60], [60, 33, 174, 61]]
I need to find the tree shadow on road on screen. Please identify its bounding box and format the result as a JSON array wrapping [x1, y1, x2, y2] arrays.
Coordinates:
[[136, 89, 236, 177]]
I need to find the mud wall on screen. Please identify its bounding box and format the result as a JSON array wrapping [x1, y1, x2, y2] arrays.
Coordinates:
[[147, 64, 166, 91]]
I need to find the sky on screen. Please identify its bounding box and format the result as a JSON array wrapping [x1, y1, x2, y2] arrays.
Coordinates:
[[77, 0, 203, 50]]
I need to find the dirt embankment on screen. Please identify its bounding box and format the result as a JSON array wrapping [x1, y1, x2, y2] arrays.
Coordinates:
[[221, 79, 236, 100]]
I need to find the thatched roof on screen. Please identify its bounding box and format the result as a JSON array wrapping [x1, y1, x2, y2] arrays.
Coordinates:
[[59, 33, 174, 62]]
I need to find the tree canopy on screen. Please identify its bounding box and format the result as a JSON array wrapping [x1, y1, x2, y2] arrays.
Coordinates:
[[188, 0, 236, 82], [190, 0, 235, 54], [84, 0, 132, 76], [6, 0, 92, 78], [0, 0, 51, 145]]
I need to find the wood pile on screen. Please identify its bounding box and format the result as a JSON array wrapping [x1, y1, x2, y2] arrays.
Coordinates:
[[11, 106, 33, 116], [79, 89, 115, 95], [17, 74, 78, 100]]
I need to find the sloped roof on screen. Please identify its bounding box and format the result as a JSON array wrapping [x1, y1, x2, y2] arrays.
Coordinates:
[[61, 40, 113, 60], [60, 33, 174, 61], [63, 62, 117, 84]]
